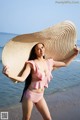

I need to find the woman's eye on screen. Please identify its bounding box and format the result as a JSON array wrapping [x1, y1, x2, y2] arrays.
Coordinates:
[[42, 46, 44, 49]]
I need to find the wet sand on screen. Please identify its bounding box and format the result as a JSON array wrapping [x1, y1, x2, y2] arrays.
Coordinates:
[[0, 85, 80, 120]]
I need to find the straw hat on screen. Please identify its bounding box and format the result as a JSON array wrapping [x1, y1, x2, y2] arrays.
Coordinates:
[[2, 20, 77, 77]]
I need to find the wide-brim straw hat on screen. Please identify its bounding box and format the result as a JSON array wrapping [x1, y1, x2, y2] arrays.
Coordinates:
[[2, 20, 77, 77]]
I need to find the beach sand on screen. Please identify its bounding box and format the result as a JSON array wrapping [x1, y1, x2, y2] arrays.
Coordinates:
[[0, 85, 80, 120]]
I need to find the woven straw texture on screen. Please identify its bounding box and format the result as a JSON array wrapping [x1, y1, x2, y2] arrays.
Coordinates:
[[2, 20, 77, 76]]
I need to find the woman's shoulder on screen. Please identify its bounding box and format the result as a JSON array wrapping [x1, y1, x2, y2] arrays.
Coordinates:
[[26, 60, 33, 62], [25, 60, 34, 64], [25, 60, 36, 70]]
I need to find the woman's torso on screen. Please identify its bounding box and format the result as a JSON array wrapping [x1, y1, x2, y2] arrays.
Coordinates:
[[27, 58, 54, 93]]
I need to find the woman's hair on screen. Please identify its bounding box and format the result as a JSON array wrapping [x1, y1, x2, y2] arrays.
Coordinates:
[[20, 43, 45, 102]]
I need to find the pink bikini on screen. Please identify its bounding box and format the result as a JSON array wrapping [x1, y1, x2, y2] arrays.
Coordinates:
[[23, 59, 54, 103]]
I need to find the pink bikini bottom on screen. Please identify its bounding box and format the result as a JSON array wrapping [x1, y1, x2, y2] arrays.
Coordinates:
[[24, 89, 44, 103]]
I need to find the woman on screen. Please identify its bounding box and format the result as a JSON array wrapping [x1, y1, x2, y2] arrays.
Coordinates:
[[3, 43, 78, 120]]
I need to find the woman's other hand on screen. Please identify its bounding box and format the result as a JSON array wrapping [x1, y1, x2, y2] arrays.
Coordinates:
[[74, 45, 79, 55]]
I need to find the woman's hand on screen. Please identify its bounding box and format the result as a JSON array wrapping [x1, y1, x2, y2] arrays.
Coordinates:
[[52, 45, 79, 69], [73, 46, 79, 55], [2, 66, 10, 77], [2, 63, 31, 83], [2, 66, 18, 83]]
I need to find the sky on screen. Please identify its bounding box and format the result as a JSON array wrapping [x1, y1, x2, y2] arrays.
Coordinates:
[[0, 0, 80, 40]]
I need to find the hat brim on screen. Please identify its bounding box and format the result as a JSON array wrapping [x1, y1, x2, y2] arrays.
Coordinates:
[[2, 20, 77, 77]]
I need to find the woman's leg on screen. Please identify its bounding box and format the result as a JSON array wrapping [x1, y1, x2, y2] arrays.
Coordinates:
[[35, 97, 52, 120], [22, 97, 33, 120]]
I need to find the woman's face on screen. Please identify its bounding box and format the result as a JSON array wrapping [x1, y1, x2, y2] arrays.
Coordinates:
[[35, 43, 45, 58]]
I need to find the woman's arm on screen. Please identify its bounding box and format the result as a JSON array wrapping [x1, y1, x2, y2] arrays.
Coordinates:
[[53, 47, 78, 68], [2, 63, 31, 82]]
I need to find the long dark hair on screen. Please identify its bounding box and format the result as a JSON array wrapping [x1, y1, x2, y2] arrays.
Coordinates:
[[20, 43, 45, 102]]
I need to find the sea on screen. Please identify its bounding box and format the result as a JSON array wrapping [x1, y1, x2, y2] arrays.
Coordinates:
[[0, 33, 80, 108]]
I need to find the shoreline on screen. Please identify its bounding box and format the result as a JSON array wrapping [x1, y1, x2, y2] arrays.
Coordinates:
[[0, 85, 80, 120]]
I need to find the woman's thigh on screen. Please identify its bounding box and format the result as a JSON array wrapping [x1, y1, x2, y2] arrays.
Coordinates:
[[35, 97, 52, 120], [22, 97, 33, 120]]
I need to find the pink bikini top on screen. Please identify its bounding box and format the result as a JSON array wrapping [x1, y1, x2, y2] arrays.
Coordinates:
[[26, 59, 54, 89]]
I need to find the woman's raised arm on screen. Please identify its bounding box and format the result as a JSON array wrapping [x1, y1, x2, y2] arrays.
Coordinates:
[[53, 47, 79, 68], [2, 63, 31, 82]]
